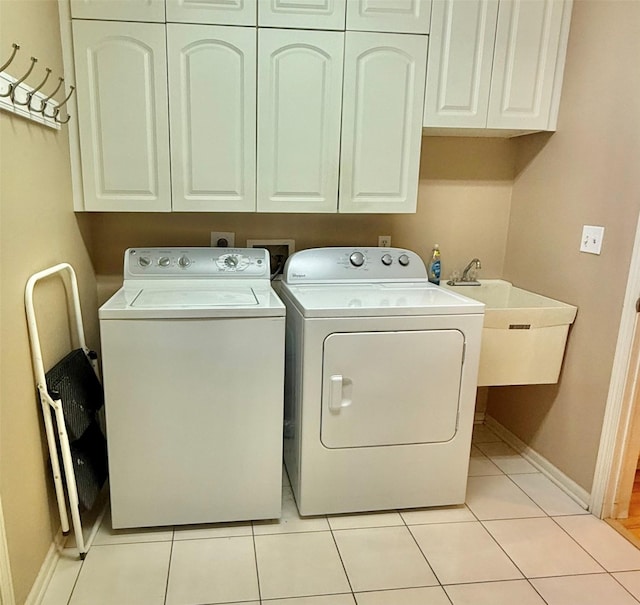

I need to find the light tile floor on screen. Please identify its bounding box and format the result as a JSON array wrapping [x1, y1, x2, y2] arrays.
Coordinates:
[[42, 424, 640, 605]]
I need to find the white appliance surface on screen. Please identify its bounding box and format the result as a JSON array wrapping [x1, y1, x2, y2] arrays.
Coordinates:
[[280, 247, 485, 516], [99, 247, 285, 529], [284, 282, 482, 317]]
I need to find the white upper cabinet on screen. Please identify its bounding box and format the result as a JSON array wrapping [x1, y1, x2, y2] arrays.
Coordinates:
[[258, 0, 346, 30], [346, 0, 431, 34], [66, 0, 429, 212], [167, 25, 256, 212], [423, 0, 498, 128], [166, 0, 257, 26], [339, 32, 427, 213], [257, 29, 344, 213], [487, 0, 569, 130], [424, 0, 572, 134], [72, 20, 171, 211], [70, 0, 165, 22]]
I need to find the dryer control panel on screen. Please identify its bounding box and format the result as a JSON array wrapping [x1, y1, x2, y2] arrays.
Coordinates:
[[283, 247, 427, 284], [125, 247, 271, 279]]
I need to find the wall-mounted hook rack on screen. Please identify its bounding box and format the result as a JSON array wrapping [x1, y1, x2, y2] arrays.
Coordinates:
[[0, 42, 73, 130]]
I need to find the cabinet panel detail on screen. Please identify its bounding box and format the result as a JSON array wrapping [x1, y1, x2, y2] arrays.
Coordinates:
[[424, 0, 498, 127], [166, 0, 257, 26], [339, 32, 427, 213], [258, 29, 344, 212], [346, 0, 431, 34], [70, 0, 165, 22], [73, 21, 171, 211], [259, 0, 346, 29], [487, 0, 565, 129], [168, 25, 256, 211]]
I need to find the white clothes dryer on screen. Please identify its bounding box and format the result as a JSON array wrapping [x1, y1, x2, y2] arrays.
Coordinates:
[[280, 247, 485, 516], [99, 247, 285, 529]]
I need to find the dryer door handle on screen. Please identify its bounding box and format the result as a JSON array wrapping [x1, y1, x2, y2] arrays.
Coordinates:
[[329, 375, 352, 412]]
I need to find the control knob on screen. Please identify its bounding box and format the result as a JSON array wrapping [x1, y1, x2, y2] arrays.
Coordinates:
[[178, 255, 191, 268], [225, 255, 239, 268], [398, 254, 410, 267], [138, 256, 151, 267], [381, 254, 393, 266], [349, 251, 365, 267], [158, 256, 171, 267]]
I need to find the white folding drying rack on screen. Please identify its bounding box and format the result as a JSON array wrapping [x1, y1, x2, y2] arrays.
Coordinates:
[[25, 263, 101, 559]]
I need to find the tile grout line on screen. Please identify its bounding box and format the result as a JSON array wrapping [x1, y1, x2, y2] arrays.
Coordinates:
[[401, 508, 446, 590], [501, 470, 555, 516], [548, 514, 620, 573], [64, 552, 86, 605], [162, 531, 175, 605], [251, 513, 263, 603], [470, 432, 549, 586], [607, 571, 640, 605], [326, 517, 356, 601]]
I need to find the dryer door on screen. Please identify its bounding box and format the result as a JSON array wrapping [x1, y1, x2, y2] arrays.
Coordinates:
[[321, 330, 464, 448]]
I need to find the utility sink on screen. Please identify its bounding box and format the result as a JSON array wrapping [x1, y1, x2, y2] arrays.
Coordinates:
[[442, 280, 577, 387]]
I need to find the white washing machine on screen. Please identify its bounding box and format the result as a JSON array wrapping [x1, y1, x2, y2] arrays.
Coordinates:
[[280, 247, 485, 516], [99, 247, 285, 529]]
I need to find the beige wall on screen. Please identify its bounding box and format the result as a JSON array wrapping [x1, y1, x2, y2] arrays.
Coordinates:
[[89, 136, 515, 300], [0, 1, 99, 602], [487, 0, 640, 492]]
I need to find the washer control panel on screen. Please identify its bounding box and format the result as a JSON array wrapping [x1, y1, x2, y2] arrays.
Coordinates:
[[284, 247, 427, 283], [125, 247, 270, 279]]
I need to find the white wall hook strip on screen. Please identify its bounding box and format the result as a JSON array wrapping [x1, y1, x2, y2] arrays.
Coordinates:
[[0, 71, 61, 129]]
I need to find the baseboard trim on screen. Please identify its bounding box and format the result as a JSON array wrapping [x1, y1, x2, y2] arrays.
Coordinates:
[[485, 415, 591, 510], [24, 531, 65, 605]]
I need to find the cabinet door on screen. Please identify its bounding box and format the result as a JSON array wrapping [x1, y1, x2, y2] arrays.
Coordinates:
[[257, 29, 344, 213], [72, 21, 171, 211], [70, 0, 165, 22], [339, 32, 427, 213], [423, 0, 499, 128], [168, 25, 256, 212], [346, 0, 431, 34], [487, 0, 568, 130], [259, 0, 346, 29], [166, 0, 257, 25]]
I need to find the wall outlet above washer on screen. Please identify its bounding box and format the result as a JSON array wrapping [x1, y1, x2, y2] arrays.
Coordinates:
[[211, 231, 235, 247]]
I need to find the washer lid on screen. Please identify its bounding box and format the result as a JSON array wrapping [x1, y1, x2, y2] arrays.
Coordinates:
[[131, 287, 259, 308], [282, 282, 484, 318], [99, 285, 285, 319]]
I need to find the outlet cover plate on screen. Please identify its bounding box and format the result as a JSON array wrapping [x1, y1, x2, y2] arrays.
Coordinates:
[[580, 225, 604, 255], [211, 231, 235, 247], [378, 235, 391, 247]]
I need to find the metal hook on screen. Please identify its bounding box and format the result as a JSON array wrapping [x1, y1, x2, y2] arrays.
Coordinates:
[[3, 56, 37, 101], [18, 67, 52, 108], [34, 76, 63, 113], [43, 84, 73, 119], [52, 86, 75, 124], [54, 110, 72, 125], [55, 85, 74, 110], [0, 43, 20, 72]]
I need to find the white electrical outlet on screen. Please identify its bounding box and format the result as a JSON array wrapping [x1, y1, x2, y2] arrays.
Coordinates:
[[210, 231, 235, 247], [580, 225, 604, 255], [378, 235, 391, 247]]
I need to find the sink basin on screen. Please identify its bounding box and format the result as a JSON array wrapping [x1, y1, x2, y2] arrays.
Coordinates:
[[442, 280, 577, 386]]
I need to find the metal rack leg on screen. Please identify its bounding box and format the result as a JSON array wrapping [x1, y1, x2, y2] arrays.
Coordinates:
[[53, 403, 86, 559]]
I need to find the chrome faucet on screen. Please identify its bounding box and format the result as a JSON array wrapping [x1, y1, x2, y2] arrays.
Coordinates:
[[461, 258, 482, 282]]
